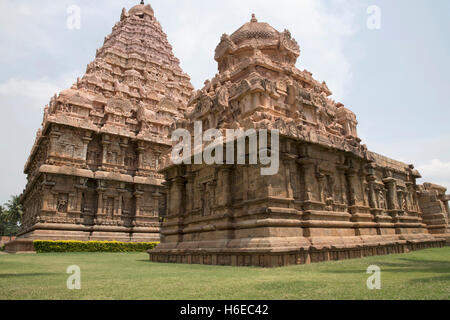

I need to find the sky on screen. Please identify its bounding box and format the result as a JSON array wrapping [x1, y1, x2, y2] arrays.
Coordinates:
[[0, 0, 449, 204]]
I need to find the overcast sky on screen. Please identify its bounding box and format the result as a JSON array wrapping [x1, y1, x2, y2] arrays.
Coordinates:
[[0, 0, 449, 204]]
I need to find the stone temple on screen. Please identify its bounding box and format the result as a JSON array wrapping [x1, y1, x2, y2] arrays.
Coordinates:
[[13, 2, 193, 245], [7, 3, 450, 263]]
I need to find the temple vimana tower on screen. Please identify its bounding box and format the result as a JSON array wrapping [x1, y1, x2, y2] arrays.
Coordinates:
[[11, 2, 450, 264], [17, 2, 193, 243]]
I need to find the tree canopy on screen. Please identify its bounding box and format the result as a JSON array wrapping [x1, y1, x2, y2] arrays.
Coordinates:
[[0, 195, 22, 237]]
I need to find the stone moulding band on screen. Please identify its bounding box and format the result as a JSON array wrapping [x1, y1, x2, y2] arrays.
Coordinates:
[[18, 223, 160, 234], [149, 239, 445, 268]]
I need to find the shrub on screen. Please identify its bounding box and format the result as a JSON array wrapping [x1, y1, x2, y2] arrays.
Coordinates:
[[0, 244, 5, 251], [33, 240, 159, 253]]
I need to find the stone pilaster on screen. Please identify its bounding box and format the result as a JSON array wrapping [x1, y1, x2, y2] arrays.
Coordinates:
[[134, 189, 144, 217], [383, 177, 399, 212], [101, 137, 110, 170], [96, 186, 105, 216], [81, 134, 93, 168], [336, 164, 348, 208], [298, 158, 316, 203]]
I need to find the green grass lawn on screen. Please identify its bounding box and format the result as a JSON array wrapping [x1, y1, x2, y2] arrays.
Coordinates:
[[0, 248, 449, 300]]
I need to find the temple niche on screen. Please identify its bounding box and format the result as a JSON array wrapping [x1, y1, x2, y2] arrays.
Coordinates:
[[16, 2, 193, 243], [149, 14, 446, 267]]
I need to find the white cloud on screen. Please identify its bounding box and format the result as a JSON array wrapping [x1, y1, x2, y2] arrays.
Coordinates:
[[0, 71, 80, 110], [0, 78, 60, 106], [0, 0, 359, 100], [417, 159, 450, 191], [17, 4, 33, 17], [164, 0, 358, 100]]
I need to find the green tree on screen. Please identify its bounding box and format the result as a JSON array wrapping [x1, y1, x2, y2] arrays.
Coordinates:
[[0, 205, 5, 236], [4, 196, 22, 223], [1, 196, 22, 237]]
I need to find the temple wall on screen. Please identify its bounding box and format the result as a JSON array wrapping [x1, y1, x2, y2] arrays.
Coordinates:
[[418, 183, 450, 243], [19, 123, 168, 242], [153, 134, 442, 266]]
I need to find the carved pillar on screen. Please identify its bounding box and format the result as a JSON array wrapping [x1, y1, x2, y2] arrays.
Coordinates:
[[117, 191, 125, 217], [101, 139, 110, 168], [176, 178, 186, 216], [153, 191, 163, 218], [48, 129, 61, 158], [154, 152, 160, 171], [134, 189, 144, 217], [96, 185, 105, 215], [221, 167, 233, 207], [283, 158, 294, 199], [383, 177, 398, 211], [75, 180, 87, 213], [366, 175, 377, 209], [42, 177, 56, 211], [288, 157, 301, 201], [137, 142, 146, 171], [119, 139, 128, 168], [298, 159, 316, 202], [185, 173, 195, 212], [316, 172, 326, 203], [165, 177, 184, 217], [359, 170, 369, 207], [347, 168, 358, 206], [242, 166, 249, 201], [81, 135, 92, 166], [205, 180, 217, 216], [405, 183, 415, 212], [170, 177, 186, 243], [336, 165, 348, 206]]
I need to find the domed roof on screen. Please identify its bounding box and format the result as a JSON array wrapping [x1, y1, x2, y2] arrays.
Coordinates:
[[128, 1, 154, 17], [214, 14, 300, 66], [230, 14, 278, 45]]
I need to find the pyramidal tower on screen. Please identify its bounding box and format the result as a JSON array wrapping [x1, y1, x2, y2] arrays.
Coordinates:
[[17, 2, 193, 245]]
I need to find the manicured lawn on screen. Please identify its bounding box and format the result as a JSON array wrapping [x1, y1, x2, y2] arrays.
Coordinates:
[[0, 248, 449, 300]]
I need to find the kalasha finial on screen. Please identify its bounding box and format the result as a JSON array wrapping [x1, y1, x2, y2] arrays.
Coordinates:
[[251, 13, 258, 23], [140, 0, 144, 4]]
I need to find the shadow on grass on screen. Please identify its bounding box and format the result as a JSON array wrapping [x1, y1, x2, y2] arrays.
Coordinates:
[[319, 258, 450, 275], [253, 280, 318, 292], [0, 273, 58, 279], [408, 275, 450, 284]]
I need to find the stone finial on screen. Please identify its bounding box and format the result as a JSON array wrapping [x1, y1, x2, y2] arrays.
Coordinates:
[[251, 13, 258, 23], [140, 0, 144, 4]]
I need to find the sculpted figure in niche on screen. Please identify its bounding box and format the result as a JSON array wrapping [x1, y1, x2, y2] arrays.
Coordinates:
[[57, 194, 68, 213], [316, 172, 327, 203], [402, 194, 408, 211], [378, 188, 387, 210], [326, 175, 335, 201], [216, 86, 229, 109]]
